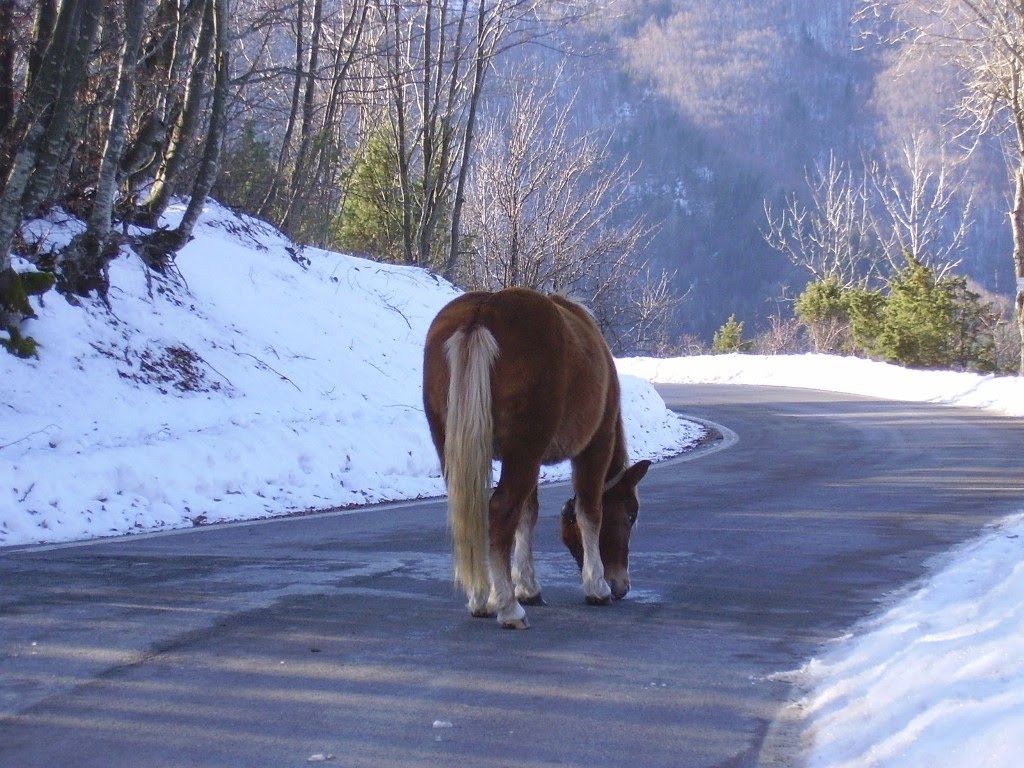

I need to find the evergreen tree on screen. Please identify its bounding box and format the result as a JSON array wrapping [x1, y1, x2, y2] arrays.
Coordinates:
[[873, 254, 956, 369], [212, 122, 277, 215], [712, 314, 748, 353], [793, 254, 1000, 371], [331, 133, 408, 263]]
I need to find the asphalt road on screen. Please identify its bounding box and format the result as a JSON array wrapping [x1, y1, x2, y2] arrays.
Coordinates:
[[3, 383, 1024, 768]]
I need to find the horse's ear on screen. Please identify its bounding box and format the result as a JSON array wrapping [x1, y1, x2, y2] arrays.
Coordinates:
[[627, 460, 651, 486]]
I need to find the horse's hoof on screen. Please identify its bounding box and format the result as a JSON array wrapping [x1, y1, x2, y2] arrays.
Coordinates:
[[585, 595, 612, 606], [518, 593, 546, 606], [471, 608, 496, 619], [500, 617, 530, 630]]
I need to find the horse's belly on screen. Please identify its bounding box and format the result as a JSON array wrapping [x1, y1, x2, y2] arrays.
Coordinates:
[[539, 415, 603, 466]]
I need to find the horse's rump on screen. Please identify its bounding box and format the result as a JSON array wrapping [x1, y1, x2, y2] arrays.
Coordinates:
[[424, 289, 617, 468]]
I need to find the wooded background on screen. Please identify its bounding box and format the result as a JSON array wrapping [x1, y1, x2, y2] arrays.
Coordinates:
[[3, 0, 1024, 369]]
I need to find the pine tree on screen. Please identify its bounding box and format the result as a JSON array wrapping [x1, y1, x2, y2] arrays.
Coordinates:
[[712, 314, 747, 353]]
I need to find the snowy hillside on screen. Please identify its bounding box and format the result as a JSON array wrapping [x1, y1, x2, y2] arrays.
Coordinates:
[[0, 202, 699, 548]]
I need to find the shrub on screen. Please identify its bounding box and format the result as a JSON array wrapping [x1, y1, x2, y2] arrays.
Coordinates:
[[792, 254, 1000, 371]]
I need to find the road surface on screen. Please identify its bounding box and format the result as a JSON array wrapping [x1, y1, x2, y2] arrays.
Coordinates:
[[3, 384, 1024, 767]]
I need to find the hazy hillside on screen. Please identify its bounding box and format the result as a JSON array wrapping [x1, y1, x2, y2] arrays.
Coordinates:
[[538, 0, 1011, 342]]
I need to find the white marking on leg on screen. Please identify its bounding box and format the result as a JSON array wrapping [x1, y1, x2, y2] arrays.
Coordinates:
[[512, 512, 541, 601], [488, 551, 527, 627], [576, 500, 611, 602]]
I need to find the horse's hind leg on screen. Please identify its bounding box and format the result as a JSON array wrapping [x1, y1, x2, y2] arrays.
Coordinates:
[[487, 462, 538, 629], [513, 487, 545, 606]]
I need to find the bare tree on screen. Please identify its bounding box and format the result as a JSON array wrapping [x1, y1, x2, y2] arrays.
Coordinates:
[[868, 134, 974, 280], [0, 0, 20, 177], [136, 0, 215, 226], [0, 0, 110, 343], [60, 0, 150, 295], [138, 0, 230, 263], [363, 0, 587, 271], [859, 0, 1024, 372], [367, 0, 480, 267], [460, 74, 675, 354], [0, 0, 103, 270], [764, 152, 881, 288], [17, 0, 104, 216], [256, 0, 315, 220], [224, 0, 372, 244]]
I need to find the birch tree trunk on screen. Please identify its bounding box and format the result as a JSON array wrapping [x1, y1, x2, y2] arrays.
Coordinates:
[[21, 0, 103, 214], [70, 0, 149, 281], [137, 0, 228, 263], [137, 0, 215, 227], [0, 0, 100, 271]]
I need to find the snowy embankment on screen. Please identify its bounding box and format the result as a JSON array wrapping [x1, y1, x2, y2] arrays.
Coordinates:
[[618, 354, 1024, 768], [0, 202, 699, 549]]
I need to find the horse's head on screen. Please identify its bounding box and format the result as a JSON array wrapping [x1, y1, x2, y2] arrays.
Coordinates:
[[560, 460, 652, 600]]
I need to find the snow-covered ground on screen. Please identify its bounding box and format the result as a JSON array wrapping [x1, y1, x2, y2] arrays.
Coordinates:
[[618, 356, 1024, 768], [1, 202, 697, 549], [4, 202, 1023, 766]]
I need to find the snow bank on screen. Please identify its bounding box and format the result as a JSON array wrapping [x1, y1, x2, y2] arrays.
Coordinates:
[[618, 353, 1024, 418]]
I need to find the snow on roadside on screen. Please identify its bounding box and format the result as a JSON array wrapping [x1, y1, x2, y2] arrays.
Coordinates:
[[617, 353, 1024, 418], [794, 513, 1024, 768]]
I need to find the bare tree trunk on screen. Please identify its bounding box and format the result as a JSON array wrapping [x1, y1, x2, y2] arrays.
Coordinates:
[[258, 0, 306, 220], [316, 0, 368, 158], [88, 0, 148, 241], [25, 0, 57, 91], [144, 0, 184, 119], [0, 0, 101, 270], [57, 0, 149, 296], [0, 0, 16, 177], [137, 0, 215, 227], [445, 0, 487, 279], [21, 0, 103, 214], [305, 0, 369, 240], [1, 0, 99, 329], [1012, 165, 1024, 374], [281, 0, 323, 233], [417, 0, 466, 269], [138, 0, 228, 263], [379, 0, 416, 264]]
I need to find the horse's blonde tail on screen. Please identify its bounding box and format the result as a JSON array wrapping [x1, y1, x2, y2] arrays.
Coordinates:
[[443, 326, 499, 600]]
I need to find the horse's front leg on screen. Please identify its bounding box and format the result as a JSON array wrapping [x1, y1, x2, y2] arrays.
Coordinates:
[[574, 488, 613, 605], [512, 487, 545, 606]]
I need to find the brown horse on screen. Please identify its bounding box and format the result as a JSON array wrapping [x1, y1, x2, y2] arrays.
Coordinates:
[[422, 288, 651, 628]]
